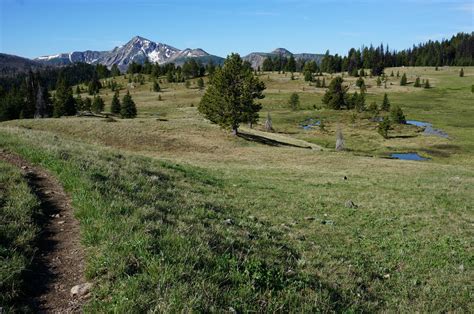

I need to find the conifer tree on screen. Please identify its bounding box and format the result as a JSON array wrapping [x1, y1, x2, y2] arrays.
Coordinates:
[[322, 77, 348, 110], [424, 79, 431, 89], [111, 64, 121, 77], [197, 77, 204, 90], [381, 93, 390, 111], [53, 75, 76, 117], [390, 71, 394, 77], [460, 68, 464, 77], [287, 55, 296, 73], [153, 80, 161, 92], [92, 95, 105, 113], [378, 116, 391, 139], [121, 90, 137, 118], [400, 73, 407, 86], [390, 105, 406, 124], [111, 91, 121, 114], [376, 77, 382, 87], [76, 85, 81, 95], [288, 93, 300, 111], [198, 53, 265, 135], [83, 97, 92, 111], [414, 77, 421, 87]]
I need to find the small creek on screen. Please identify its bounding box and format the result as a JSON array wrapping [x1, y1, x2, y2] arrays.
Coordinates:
[[406, 120, 449, 138]]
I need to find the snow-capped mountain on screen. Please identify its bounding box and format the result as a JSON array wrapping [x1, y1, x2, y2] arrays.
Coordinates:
[[35, 36, 223, 71]]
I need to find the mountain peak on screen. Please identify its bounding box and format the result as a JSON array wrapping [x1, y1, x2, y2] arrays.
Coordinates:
[[272, 48, 293, 55]]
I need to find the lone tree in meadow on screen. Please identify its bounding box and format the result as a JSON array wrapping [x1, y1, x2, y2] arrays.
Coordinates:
[[390, 105, 406, 124], [288, 93, 300, 111], [322, 77, 348, 110], [414, 77, 421, 87], [121, 90, 137, 118], [153, 80, 161, 92], [424, 79, 431, 89], [460, 68, 464, 77], [378, 116, 391, 139], [198, 53, 265, 135], [381, 93, 390, 111], [400, 73, 407, 86], [111, 91, 121, 114]]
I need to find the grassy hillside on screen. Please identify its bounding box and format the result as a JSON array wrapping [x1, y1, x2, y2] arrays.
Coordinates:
[[0, 67, 472, 311], [0, 160, 40, 310]]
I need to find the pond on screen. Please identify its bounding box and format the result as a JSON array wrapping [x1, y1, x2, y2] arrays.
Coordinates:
[[406, 120, 449, 138], [300, 118, 320, 130], [390, 153, 429, 161]]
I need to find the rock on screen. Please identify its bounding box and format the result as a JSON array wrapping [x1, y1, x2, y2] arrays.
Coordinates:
[[304, 216, 315, 221], [21, 165, 28, 170], [343, 176, 348, 180], [57, 221, 65, 225], [223, 218, 233, 225], [345, 200, 358, 209], [70, 282, 92, 298]]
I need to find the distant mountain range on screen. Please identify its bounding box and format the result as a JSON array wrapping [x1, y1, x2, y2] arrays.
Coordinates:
[[34, 36, 225, 71], [243, 48, 325, 69], [0, 53, 44, 76], [1, 36, 325, 74]]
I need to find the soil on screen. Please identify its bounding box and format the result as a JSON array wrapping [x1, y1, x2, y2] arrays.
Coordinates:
[[0, 150, 87, 313]]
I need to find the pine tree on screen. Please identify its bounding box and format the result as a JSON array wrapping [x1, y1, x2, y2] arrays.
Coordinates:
[[82, 97, 91, 111], [288, 93, 300, 111], [88, 73, 101, 95], [53, 75, 76, 117], [111, 91, 121, 114], [390, 71, 394, 77], [460, 68, 464, 77], [76, 85, 81, 95], [376, 77, 382, 87], [424, 79, 431, 89], [414, 77, 421, 87], [378, 116, 391, 139], [287, 55, 296, 73], [315, 77, 321, 87], [396, 70, 400, 78], [381, 93, 390, 111], [400, 73, 407, 86], [356, 77, 365, 89], [197, 77, 204, 90], [121, 90, 137, 118], [390, 105, 406, 124], [185, 80, 191, 89], [153, 80, 161, 92], [111, 64, 121, 77], [322, 77, 348, 110], [198, 53, 265, 135], [92, 95, 105, 113], [368, 101, 378, 115], [354, 92, 366, 112]]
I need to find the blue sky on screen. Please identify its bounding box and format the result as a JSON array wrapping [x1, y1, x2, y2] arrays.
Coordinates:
[[1, 0, 472, 59]]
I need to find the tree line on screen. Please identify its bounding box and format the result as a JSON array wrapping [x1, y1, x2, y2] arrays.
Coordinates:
[[320, 32, 473, 74]]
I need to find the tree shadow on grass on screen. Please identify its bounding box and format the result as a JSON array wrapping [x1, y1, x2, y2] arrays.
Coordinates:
[[237, 132, 312, 149]]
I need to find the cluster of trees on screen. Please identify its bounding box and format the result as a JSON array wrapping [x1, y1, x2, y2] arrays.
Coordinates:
[[199, 54, 265, 134], [0, 63, 115, 121], [126, 59, 214, 82], [320, 32, 473, 74]]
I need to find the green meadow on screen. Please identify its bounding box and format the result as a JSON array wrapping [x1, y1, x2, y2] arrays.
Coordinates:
[[1, 66, 472, 311]]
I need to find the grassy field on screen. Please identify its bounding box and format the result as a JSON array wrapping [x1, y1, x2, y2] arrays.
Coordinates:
[[0, 159, 40, 310], [1, 67, 472, 311]]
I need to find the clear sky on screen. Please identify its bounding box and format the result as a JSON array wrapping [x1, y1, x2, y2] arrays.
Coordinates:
[[1, 0, 472, 59]]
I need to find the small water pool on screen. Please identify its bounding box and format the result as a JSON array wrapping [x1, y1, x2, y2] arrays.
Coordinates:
[[300, 118, 320, 130], [390, 153, 429, 161]]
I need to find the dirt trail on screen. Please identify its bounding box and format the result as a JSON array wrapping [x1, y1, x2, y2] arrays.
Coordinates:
[[0, 150, 87, 312]]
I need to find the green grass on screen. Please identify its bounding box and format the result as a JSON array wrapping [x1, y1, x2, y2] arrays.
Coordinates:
[[1, 66, 473, 311], [0, 159, 40, 311]]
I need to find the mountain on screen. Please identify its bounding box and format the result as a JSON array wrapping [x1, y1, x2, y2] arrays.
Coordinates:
[[243, 48, 325, 69], [35, 36, 224, 71], [0, 53, 44, 76]]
